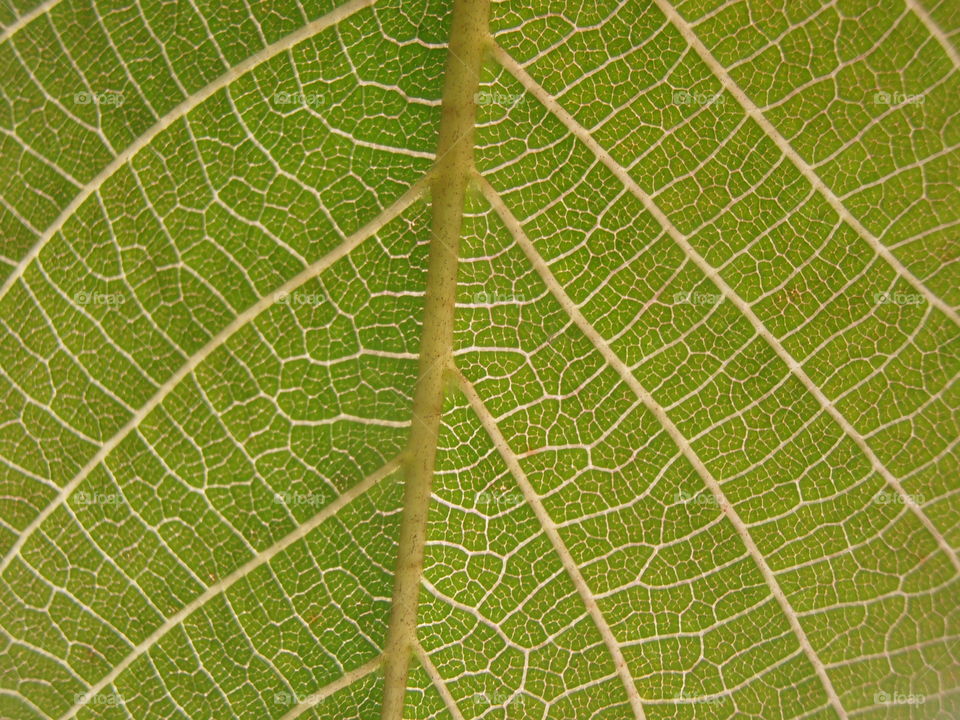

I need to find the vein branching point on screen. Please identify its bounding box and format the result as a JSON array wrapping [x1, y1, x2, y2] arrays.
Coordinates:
[[379, 1, 491, 718]]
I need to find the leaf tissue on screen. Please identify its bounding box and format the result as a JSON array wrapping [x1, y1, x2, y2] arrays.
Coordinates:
[[0, 0, 958, 718]]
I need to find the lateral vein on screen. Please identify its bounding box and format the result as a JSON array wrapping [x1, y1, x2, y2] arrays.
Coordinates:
[[634, 2, 959, 326], [0, 0, 378, 306], [478, 175, 850, 720], [276, 655, 386, 720], [0, 178, 426, 577], [414, 641, 468, 720], [59, 457, 402, 720], [491, 44, 960, 577], [455, 363, 647, 720]]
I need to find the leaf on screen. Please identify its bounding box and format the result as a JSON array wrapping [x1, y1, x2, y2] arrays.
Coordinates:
[[0, 0, 958, 718]]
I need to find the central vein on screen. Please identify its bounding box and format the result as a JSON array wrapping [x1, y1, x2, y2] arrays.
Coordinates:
[[379, 0, 491, 717]]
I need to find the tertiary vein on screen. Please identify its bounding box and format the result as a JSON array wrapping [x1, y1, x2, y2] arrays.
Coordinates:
[[478, 173, 851, 720], [491, 42, 960, 577], [58, 456, 402, 720], [0, 177, 427, 577], [0, 0, 378, 306]]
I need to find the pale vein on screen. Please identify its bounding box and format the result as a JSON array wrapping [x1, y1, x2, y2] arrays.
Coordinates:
[[492, 43, 960, 577], [0, 178, 426, 577], [59, 457, 401, 720], [479, 174, 850, 720], [455, 359, 647, 720], [0, 0, 378, 306]]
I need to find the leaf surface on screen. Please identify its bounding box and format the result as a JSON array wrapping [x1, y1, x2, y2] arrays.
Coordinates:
[[0, 0, 958, 718]]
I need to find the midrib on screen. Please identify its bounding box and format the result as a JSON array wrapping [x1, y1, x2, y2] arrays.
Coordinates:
[[378, 1, 491, 718]]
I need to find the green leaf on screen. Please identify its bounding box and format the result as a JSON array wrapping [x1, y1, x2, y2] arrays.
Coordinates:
[[0, 0, 958, 719]]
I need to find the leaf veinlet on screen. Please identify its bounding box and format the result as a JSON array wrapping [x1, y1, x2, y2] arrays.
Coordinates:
[[379, 1, 490, 717]]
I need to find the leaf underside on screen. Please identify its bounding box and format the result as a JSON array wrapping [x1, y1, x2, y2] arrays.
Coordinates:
[[0, 0, 958, 719]]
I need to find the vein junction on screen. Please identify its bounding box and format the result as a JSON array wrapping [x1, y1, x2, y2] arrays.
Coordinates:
[[379, 1, 491, 718]]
